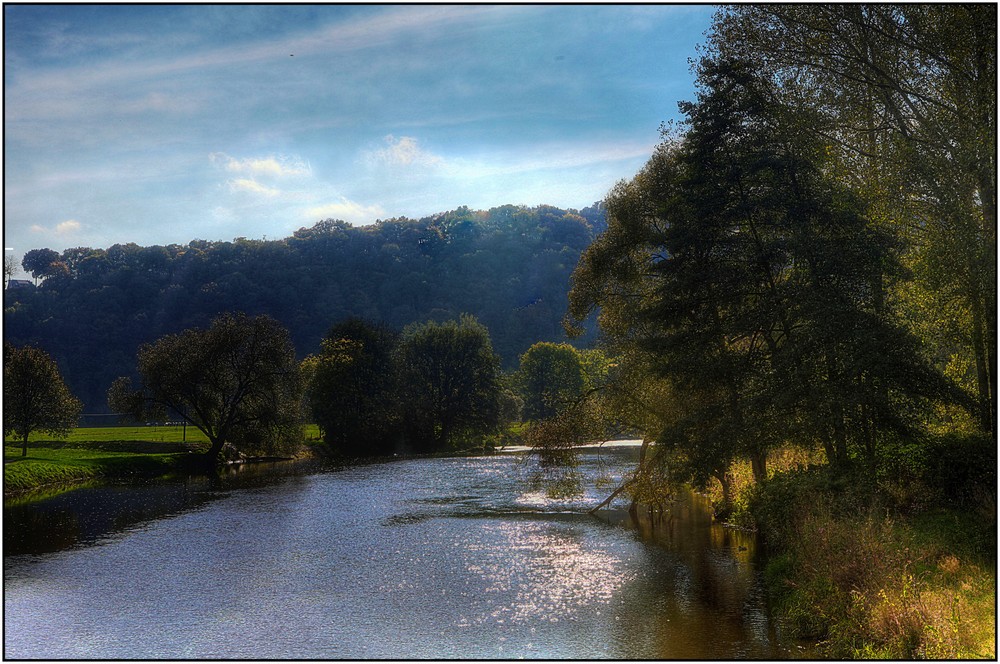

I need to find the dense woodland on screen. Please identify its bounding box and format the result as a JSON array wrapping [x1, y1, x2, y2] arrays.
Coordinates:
[[4, 203, 605, 413]]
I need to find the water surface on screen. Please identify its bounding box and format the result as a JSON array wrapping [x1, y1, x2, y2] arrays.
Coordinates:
[[5, 447, 801, 659]]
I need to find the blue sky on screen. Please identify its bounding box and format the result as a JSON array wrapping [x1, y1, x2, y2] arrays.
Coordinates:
[[4, 4, 715, 272]]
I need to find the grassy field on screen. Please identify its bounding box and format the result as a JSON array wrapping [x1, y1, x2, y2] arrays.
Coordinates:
[[3, 442, 196, 496], [7, 424, 213, 446]]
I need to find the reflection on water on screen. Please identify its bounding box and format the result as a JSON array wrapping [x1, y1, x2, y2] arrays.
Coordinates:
[[4, 448, 806, 659]]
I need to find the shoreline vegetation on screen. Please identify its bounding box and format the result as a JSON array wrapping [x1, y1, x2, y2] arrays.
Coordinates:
[[707, 440, 996, 659]]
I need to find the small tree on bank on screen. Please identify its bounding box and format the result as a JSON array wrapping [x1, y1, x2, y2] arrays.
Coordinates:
[[515, 342, 587, 422], [396, 315, 504, 452], [108, 312, 304, 464], [304, 318, 401, 457], [3, 343, 82, 456]]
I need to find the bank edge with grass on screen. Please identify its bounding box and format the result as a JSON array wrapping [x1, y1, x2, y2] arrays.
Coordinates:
[[3, 440, 206, 498], [3, 424, 324, 499], [709, 433, 996, 659]]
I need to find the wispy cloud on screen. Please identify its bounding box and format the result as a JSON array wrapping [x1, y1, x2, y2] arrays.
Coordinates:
[[365, 135, 444, 169], [305, 198, 386, 224], [30, 219, 83, 237], [211, 153, 311, 178], [228, 178, 280, 197]]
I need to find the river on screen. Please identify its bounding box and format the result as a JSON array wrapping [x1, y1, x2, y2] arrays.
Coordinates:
[[4, 444, 805, 659]]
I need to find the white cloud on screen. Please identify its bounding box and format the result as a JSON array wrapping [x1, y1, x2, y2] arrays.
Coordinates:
[[366, 135, 444, 169], [55, 219, 82, 234], [305, 198, 385, 224], [29, 219, 83, 236], [211, 153, 311, 178], [228, 178, 280, 197]]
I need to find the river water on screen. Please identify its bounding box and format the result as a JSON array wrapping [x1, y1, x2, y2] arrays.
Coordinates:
[[5, 445, 803, 659]]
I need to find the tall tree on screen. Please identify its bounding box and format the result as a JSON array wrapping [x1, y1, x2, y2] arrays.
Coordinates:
[[396, 315, 503, 452], [515, 342, 587, 421], [567, 58, 967, 492], [4, 343, 82, 456], [304, 318, 401, 457], [108, 312, 303, 463], [708, 4, 997, 436]]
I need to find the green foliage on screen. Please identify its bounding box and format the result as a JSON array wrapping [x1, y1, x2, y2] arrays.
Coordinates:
[[3, 343, 83, 457], [108, 313, 304, 463], [709, 4, 997, 436], [5, 204, 605, 412], [20, 248, 60, 280], [396, 315, 504, 453], [515, 342, 587, 421], [305, 318, 401, 457], [304, 314, 505, 456], [567, 51, 974, 504]]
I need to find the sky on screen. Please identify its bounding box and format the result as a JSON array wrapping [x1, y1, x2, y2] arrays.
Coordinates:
[[4, 4, 716, 274]]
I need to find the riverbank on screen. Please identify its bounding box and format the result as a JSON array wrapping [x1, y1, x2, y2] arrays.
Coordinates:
[[717, 436, 996, 659], [4, 425, 327, 499], [3, 440, 205, 498]]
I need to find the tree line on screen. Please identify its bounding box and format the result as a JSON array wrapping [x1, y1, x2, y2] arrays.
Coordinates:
[[6, 310, 609, 465], [5, 203, 605, 412]]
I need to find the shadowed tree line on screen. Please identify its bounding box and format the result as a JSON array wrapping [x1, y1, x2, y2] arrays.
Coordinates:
[[5, 203, 605, 412]]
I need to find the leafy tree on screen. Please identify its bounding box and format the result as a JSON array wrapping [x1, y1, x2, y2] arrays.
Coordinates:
[[305, 318, 401, 457], [515, 342, 587, 421], [108, 312, 303, 464], [709, 4, 997, 436], [20, 248, 60, 281], [3, 343, 82, 456], [567, 57, 968, 501], [396, 315, 503, 452]]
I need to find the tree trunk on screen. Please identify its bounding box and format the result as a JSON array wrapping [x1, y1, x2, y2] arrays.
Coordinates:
[[21, 432, 29, 457], [750, 451, 767, 484], [714, 469, 733, 508], [205, 436, 225, 464], [970, 295, 994, 436]]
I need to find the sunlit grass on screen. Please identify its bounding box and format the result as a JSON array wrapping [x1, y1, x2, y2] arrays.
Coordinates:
[[736, 446, 996, 659], [5, 424, 212, 445], [3, 444, 188, 496]]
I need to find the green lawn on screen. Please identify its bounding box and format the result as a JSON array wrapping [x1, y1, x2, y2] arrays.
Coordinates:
[[7, 424, 212, 446], [3, 444, 193, 495]]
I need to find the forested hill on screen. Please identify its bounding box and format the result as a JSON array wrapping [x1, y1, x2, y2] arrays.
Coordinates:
[[4, 203, 606, 412]]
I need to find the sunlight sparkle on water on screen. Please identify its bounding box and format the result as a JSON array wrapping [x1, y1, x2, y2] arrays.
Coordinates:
[[461, 520, 634, 625]]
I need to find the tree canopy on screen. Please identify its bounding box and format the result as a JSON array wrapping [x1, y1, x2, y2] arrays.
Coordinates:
[[108, 312, 304, 464], [3, 343, 82, 456], [515, 342, 588, 422], [396, 315, 504, 453], [566, 45, 978, 507], [304, 318, 401, 458], [708, 4, 996, 436], [5, 204, 605, 413]]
